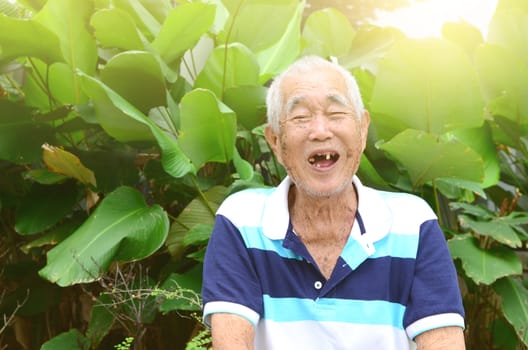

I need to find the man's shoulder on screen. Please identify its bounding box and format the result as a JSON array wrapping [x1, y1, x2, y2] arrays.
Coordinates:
[[216, 186, 276, 223], [367, 187, 436, 222]]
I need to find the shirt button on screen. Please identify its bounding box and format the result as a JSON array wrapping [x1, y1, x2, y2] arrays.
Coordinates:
[[314, 281, 323, 290]]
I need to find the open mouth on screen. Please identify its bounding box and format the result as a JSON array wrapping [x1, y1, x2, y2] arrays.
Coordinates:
[[308, 152, 339, 169]]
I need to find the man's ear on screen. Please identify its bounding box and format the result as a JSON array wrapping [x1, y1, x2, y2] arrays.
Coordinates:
[[264, 124, 282, 163], [360, 109, 371, 149]]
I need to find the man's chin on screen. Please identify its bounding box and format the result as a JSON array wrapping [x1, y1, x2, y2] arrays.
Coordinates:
[[294, 180, 351, 198]]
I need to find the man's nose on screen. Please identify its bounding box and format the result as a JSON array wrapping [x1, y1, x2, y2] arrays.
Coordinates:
[[308, 113, 333, 140]]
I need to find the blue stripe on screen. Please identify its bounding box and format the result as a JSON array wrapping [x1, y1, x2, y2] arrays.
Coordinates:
[[251, 248, 414, 305], [263, 295, 405, 328]]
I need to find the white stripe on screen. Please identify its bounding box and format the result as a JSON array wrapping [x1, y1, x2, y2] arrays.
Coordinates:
[[203, 301, 260, 328], [405, 313, 465, 339], [256, 319, 413, 350]]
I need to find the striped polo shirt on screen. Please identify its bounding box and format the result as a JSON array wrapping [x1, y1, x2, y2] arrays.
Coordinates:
[[202, 176, 465, 349]]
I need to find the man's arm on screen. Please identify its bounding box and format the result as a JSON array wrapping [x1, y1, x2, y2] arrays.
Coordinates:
[[414, 326, 465, 350], [211, 313, 255, 350]]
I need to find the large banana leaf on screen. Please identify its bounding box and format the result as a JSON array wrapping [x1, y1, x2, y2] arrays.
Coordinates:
[[475, 44, 528, 125], [166, 186, 227, 259], [194, 43, 260, 98], [449, 125, 500, 188], [33, 0, 97, 104], [15, 181, 78, 235], [0, 14, 63, 64], [39, 186, 169, 286], [301, 8, 355, 58], [377, 129, 484, 187], [219, 0, 303, 81], [179, 88, 237, 171], [0, 101, 55, 163], [370, 38, 484, 140], [151, 2, 216, 66], [41, 329, 87, 350], [79, 72, 195, 178], [113, 0, 161, 41], [488, 6, 528, 61], [448, 234, 522, 285], [100, 51, 166, 114], [493, 277, 528, 347], [90, 8, 145, 51]]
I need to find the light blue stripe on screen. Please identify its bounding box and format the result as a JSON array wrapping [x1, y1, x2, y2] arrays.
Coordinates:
[[370, 233, 419, 259], [239, 225, 418, 261], [239, 226, 302, 260], [263, 295, 405, 328]]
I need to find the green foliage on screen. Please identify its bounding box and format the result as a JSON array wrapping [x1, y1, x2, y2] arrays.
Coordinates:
[[114, 337, 134, 350], [0, 0, 527, 349]]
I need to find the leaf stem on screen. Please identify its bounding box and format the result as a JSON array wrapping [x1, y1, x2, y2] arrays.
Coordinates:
[[191, 176, 215, 217]]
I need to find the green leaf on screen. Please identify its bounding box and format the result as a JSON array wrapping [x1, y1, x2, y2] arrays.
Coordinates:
[[90, 8, 144, 51], [370, 38, 484, 139], [435, 178, 487, 200], [219, 0, 303, 82], [302, 8, 355, 58], [39, 186, 169, 286], [194, 43, 259, 98], [491, 317, 519, 350], [34, 0, 97, 102], [24, 169, 69, 185], [0, 113, 55, 164], [377, 129, 484, 186], [475, 44, 528, 125], [166, 186, 227, 259], [21, 218, 82, 254], [223, 85, 267, 131], [86, 294, 114, 349], [233, 146, 254, 181], [488, 7, 528, 60], [183, 224, 213, 248], [441, 20, 484, 55], [0, 15, 64, 64], [41, 329, 88, 350], [448, 234, 522, 285], [450, 202, 495, 220], [179, 89, 237, 170], [159, 265, 202, 312], [151, 2, 216, 65], [458, 215, 522, 248], [78, 150, 140, 193], [449, 125, 500, 188], [493, 277, 528, 347], [79, 72, 195, 178], [100, 51, 166, 114], [340, 26, 402, 71], [15, 181, 79, 235], [79, 73, 152, 142], [113, 0, 161, 41]]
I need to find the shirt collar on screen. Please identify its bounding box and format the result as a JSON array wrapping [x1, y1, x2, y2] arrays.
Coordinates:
[[261, 176, 393, 243]]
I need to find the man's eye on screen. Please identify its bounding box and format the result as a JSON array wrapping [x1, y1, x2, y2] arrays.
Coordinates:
[[291, 115, 311, 123], [328, 112, 348, 120]]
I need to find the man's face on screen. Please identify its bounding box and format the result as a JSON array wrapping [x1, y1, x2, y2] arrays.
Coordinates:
[[265, 67, 370, 197]]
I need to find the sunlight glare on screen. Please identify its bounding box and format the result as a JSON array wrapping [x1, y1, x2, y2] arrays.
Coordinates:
[[374, 0, 498, 39]]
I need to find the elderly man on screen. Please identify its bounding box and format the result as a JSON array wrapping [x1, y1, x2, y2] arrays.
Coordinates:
[[201, 56, 465, 349]]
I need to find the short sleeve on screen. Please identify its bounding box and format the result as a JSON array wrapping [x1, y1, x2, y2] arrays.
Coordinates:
[[403, 219, 465, 339], [201, 214, 263, 327]]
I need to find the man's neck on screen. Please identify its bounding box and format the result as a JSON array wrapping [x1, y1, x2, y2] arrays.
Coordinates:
[[288, 184, 358, 241]]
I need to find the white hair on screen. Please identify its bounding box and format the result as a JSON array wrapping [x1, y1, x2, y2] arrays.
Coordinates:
[[266, 55, 365, 133]]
